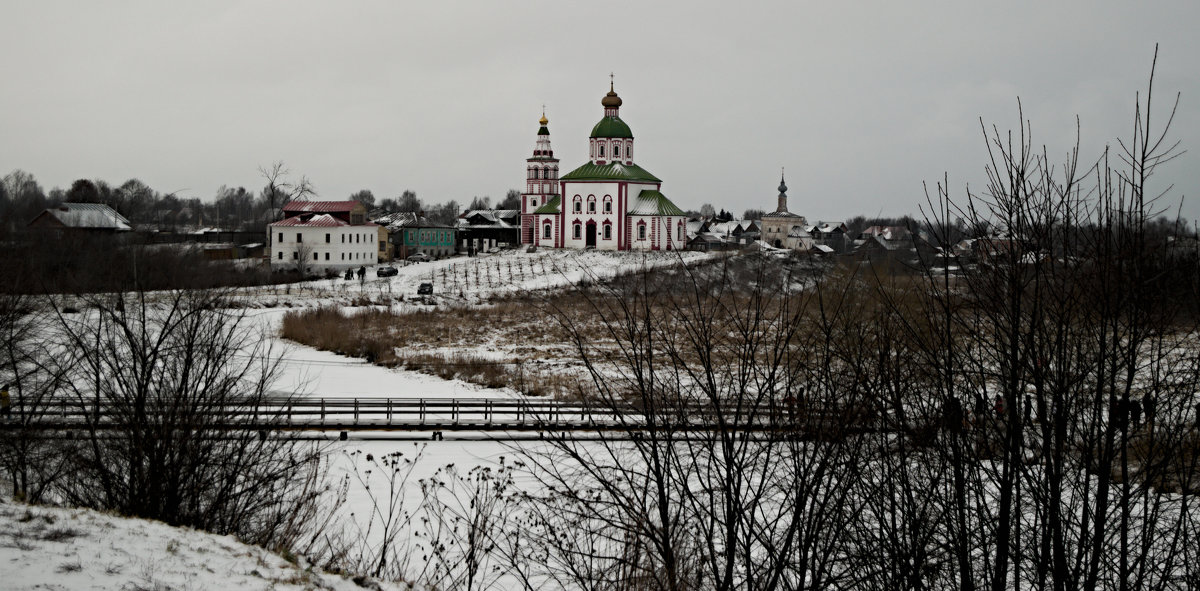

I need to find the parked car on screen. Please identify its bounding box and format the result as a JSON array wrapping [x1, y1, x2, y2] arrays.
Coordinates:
[[407, 253, 432, 263], [376, 266, 398, 277], [417, 282, 434, 295]]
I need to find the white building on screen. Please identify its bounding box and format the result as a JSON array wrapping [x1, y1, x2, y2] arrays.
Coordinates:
[[760, 173, 811, 250], [268, 200, 379, 272], [522, 84, 687, 251]]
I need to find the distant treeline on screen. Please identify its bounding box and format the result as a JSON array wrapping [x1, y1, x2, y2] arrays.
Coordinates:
[[0, 167, 524, 236]]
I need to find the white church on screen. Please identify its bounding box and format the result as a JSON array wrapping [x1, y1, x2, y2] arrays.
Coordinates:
[[519, 84, 687, 251]]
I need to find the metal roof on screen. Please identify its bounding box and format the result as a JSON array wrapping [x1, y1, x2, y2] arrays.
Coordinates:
[[561, 162, 661, 183], [629, 190, 685, 216], [282, 200, 361, 213], [37, 203, 131, 230]]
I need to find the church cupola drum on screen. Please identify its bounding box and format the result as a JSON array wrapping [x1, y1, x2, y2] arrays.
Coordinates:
[[529, 82, 686, 251], [519, 111, 560, 245]]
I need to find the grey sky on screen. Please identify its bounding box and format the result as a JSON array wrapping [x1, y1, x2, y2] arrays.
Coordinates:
[[2, 1, 1198, 223]]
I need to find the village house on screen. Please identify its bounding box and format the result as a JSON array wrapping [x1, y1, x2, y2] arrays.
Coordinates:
[[29, 202, 132, 233], [376, 212, 456, 259], [457, 209, 520, 254], [268, 200, 379, 272]]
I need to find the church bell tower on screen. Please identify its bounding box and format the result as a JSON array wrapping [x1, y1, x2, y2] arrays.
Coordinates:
[[520, 111, 560, 245]]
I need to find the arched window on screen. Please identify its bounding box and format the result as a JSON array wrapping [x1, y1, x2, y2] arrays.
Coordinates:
[[638, 224, 647, 240], [573, 195, 582, 213], [543, 223, 552, 239], [677, 221, 684, 242], [543, 166, 550, 179], [603, 223, 612, 240], [573, 223, 582, 240], [598, 145, 605, 157], [587, 195, 596, 213], [613, 144, 620, 158], [603, 196, 613, 214]]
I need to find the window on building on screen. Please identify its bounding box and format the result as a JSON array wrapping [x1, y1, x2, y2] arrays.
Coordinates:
[[325, 252, 330, 260], [588, 200, 596, 213], [678, 224, 683, 242], [277, 252, 283, 260], [613, 144, 620, 158], [599, 145, 605, 157], [603, 224, 612, 240], [638, 225, 646, 240], [341, 253, 345, 260], [296, 233, 302, 243], [574, 197, 582, 213], [278, 233, 283, 243], [543, 224, 552, 239], [325, 233, 330, 243], [573, 224, 581, 240], [293, 251, 298, 260], [313, 252, 318, 260], [604, 199, 612, 214]]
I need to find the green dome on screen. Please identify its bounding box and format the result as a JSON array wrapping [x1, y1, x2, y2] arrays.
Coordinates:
[[590, 116, 633, 139]]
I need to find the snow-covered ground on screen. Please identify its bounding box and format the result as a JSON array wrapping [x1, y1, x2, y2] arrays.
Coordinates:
[[230, 248, 712, 307], [0, 501, 405, 591]]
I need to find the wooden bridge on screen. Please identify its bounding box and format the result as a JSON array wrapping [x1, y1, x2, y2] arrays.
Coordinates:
[[0, 396, 875, 439]]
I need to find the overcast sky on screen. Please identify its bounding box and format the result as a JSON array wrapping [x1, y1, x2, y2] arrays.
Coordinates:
[[2, 1, 1198, 223]]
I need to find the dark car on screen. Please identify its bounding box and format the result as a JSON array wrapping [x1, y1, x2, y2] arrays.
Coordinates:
[[417, 282, 434, 295], [376, 266, 398, 277], [407, 253, 432, 263]]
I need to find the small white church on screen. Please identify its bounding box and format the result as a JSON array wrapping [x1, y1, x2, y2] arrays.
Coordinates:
[[519, 84, 687, 251]]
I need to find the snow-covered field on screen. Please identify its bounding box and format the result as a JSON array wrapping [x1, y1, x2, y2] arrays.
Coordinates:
[[0, 501, 405, 591], [231, 248, 712, 308]]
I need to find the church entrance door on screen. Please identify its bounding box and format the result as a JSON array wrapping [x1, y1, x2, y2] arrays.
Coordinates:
[[586, 224, 597, 248]]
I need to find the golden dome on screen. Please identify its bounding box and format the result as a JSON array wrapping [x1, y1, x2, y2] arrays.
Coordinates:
[[539, 114, 549, 125], [601, 79, 622, 108]]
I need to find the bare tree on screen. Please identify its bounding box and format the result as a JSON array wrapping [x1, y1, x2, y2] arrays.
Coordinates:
[[40, 288, 331, 551]]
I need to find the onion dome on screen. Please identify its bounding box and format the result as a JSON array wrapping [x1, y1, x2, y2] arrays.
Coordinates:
[[601, 83, 623, 108], [539, 114, 549, 126]]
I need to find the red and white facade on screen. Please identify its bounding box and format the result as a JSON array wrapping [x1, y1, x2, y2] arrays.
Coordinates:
[[527, 86, 686, 252], [519, 115, 559, 246]]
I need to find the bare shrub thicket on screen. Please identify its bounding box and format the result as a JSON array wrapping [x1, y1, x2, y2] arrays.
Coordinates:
[[1, 289, 337, 556]]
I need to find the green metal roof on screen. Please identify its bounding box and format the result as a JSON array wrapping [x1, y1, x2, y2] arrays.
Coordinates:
[[590, 116, 633, 138], [533, 195, 561, 214], [629, 190, 685, 216], [537, 125, 550, 136], [560, 161, 661, 182]]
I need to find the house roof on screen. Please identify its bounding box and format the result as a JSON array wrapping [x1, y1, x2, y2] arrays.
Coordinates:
[[860, 226, 912, 241], [458, 209, 520, 227], [282, 200, 360, 214], [762, 210, 804, 219], [33, 203, 131, 230], [787, 225, 812, 238], [533, 195, 561, 214], [561, 161, 661, 182], [629, 190, 685, 216], [270, 214, 377, 228], [373, 212, 426, 228]]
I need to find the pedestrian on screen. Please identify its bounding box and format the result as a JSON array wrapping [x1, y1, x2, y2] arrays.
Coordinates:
[[0, 384, 11, 421], [357, 265, 365, 280], [943, 396, 964, 435], [1143, 394, 1157, 425]]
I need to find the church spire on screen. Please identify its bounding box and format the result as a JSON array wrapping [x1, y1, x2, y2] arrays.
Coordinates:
[[776, 169, 790, 213]]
